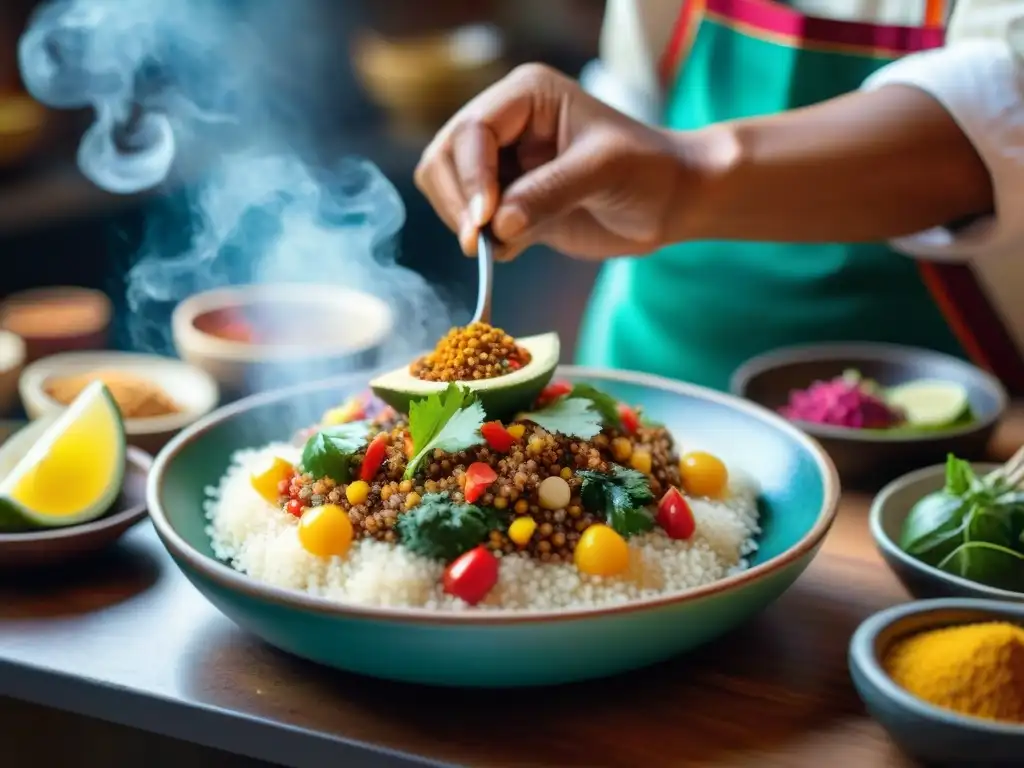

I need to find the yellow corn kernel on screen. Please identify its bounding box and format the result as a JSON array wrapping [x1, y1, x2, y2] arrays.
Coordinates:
[[559, 467, 572, 480], [630, 450, 652, 475], [345, 480, 370, 506], [508, 516, 537, 546], [611, 437, 633, 462], [507, 424, 525, 440]]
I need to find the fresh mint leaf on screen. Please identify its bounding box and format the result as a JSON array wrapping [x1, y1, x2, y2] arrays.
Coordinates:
[[520, 397, 603, 440], [944, 453, 976, 497], [570, 383, 621, 427], [577, 468, 655, 538], [396, 492, 499, 561], [300, 420, 371, 483], [404, 385, 485, 479]]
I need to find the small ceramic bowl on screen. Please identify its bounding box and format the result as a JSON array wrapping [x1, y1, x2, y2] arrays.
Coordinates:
[[171, 283, 394, 399], [352, 24, 509, 132], [19, 351, 220, 455], [849, 598, 1024, 764], [0, 417, 152, 569], [731, 343, 1007, 486], [0, 330, 26, 417], [0, 286, 111, 363], [870, 461, 1024, 603]]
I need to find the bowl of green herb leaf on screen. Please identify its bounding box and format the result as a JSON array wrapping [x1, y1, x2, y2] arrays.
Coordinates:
[[871, 455, 1024, 601]]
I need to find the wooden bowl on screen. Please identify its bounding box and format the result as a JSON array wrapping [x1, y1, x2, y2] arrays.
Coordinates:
[[352, 24, 509, 132], [0, 287, 111, 363], [171, 283, 394, 399], [19, 351, 220, 455], [731, 343, 1008, 487]]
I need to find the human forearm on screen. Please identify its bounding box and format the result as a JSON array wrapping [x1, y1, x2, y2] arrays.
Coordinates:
[[670, 85, 995, 244]]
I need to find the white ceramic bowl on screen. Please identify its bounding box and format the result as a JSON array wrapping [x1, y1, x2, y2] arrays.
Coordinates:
[[171, 283, 395, 397], [0, 331, 26, 417], [19, 351, 220, 454]]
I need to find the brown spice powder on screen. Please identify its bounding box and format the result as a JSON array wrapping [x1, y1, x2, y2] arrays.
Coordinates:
[[45, 369, 182, 419]]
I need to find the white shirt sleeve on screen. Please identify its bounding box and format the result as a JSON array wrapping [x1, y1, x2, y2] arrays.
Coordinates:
[[861, 38, 1024, 262]]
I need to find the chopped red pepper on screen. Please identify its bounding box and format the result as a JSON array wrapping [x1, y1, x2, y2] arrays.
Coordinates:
[[480, 421, 516, 453], [617, 402, 640, 435], [537, 380, 573, 407], [443, 546, 499, 605], [360, 432, 390, 482], [286, 499, 304, 517], [656, 487, 695, 540], [464, 462, 498, 504]]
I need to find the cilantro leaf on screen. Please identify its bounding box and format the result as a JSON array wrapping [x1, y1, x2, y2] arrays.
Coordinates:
[[396, 492, 499, 561], [577, 467, 655, 537], [570, 383, 622, 427], [404, 384, 485, 479], [300, 420, 372, 483], [520, 397, 603, 440]]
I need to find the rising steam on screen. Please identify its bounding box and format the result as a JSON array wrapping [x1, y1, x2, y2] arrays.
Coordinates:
[[19, 0, 452, 385]]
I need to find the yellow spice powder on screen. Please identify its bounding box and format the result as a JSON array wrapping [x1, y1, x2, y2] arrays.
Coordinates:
[[882, 621, 1024, 724]]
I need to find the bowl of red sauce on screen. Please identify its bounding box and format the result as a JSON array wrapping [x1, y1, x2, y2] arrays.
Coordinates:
[[172, 284, 394, 398]]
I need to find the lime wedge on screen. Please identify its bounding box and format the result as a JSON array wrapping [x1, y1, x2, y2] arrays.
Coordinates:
[[885, 380, 970, 429], [0, 381, 125, 530]]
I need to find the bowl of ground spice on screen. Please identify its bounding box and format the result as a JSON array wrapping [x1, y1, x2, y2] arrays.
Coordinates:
[[849, 598, 1024, 765], [0, 286, 112, 363], [19, 351, 220, 454]]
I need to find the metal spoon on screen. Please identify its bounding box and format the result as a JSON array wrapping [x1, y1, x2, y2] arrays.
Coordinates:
[[471, 227, 495, 325]]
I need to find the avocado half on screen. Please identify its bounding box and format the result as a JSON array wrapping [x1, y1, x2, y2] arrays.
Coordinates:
[[371, 332, 560, 417]]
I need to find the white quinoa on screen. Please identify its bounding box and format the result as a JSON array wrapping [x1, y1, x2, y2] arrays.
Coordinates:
[[206, 443, 762, 612]]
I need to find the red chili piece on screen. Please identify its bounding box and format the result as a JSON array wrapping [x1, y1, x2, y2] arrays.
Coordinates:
[[360, 432, 390, 482], [443, 546, 499, 605], [537, 380, 573, 407], [656, 487, 695, 540], [286, 499, 304, 517], [617, 402, 640, 435], [480, 421, 516, 453], [464, 462, 498, 504]]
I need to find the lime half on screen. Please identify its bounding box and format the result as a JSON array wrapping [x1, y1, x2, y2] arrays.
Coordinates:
[[885, 380, 970, 429], [0, 381, 125, 530]]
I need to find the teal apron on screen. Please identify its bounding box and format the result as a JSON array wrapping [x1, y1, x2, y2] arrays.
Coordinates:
[[576, 0, 974, 392]]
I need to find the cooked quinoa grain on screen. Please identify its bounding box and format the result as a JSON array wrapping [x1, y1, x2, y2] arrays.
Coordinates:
[[409, 322, 531, 382]]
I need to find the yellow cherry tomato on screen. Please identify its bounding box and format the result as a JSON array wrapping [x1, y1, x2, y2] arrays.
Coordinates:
[[250, 457, 295, 505], [630, 449, 652, 475], [679, 451, 729, 498], [508, 516, 537, 546], [345, 480, 370, 506], [574, 524, 630, 577], [298, 504, 354, 558]]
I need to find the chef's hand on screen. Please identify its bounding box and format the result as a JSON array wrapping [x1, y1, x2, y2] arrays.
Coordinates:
[[414, 63, 693, 262]]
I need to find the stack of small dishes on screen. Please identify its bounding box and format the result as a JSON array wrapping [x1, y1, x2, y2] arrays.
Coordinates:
[[0, 384, 150, 569], [19, 350, 220, 454], [732, 343, 1007, 486]]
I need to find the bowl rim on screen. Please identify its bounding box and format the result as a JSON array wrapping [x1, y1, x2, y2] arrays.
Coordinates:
[[0, 285, 112, 338], [849, 597, 1024, 734], [729, 342, 1009, 443], [171, 283, 395, 363], [147, 365, 841, 626], [869, 461, 1024, 602], [18, 350, 221, 435], [0, 329, 26, 375], [0, 446, 152, 544]]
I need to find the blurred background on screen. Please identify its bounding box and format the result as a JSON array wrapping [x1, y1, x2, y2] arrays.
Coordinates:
[[0, 0, 605, 364]]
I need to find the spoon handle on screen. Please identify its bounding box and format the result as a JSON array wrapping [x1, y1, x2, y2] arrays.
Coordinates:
[[473, 227, 495, 325]]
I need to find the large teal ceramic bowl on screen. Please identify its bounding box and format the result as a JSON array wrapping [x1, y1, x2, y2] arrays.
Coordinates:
[[148, 366, 840, 687]]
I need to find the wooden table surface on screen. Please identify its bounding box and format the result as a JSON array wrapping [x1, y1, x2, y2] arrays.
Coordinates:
[[3, 408, 1023, 768]]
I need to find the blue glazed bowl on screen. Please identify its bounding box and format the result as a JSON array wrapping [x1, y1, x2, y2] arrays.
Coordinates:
[[147, 366, 840, 687]]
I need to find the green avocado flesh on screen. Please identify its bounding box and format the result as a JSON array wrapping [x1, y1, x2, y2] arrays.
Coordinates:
[[371, 332, 560, 417]]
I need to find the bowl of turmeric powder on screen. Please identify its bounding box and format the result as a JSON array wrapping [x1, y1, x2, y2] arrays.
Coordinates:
[[849, 598, 1024, 764], [19, 351, 220, 454]]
